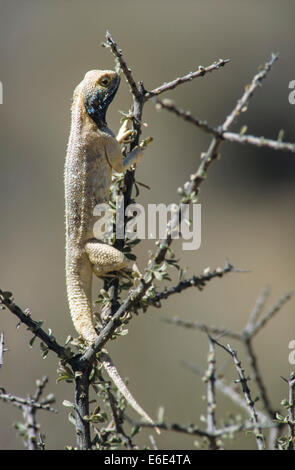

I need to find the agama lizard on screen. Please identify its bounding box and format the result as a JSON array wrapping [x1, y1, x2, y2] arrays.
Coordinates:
[[65, 69, 158, 431]]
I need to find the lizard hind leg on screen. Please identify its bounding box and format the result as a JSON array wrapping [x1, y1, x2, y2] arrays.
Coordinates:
[[85, 239, 128, 278]]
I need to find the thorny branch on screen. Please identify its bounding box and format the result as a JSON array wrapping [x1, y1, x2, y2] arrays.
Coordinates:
[[144, 59, 229, 100], [0, 376, 56, 450], [155, 99, 295, 154], [96, 372, 135, 450], [287, 373, 295, 450], [169, 288, 292, 449], [183, 360, 269, 424], [0, 332, 6, 367], [0, 290, 68, 361], [128, 418, 276, 440], [143, 261, 244, 308], [167, 290, 292, 422], [0, 390, 57, 413], [212, 339, 265, 450], [203, 337, 220, 450]]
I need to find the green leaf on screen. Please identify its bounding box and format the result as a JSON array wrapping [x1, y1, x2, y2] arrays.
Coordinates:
[[157, 406, 165, 423], [275, 413, 285, 422], [154, 271, 163, 281], [14, 422, 28, 435], [68, 412, 76, 426], [63, 400, 74, 408], [129, 238, 141, 246], [29, 336, 37, 348], [118, 329, 128, 336], [64, 335, 72, 346], [40, 342, 49, 359], [130, 425, 141, 437], [125, 253, 137, 261]]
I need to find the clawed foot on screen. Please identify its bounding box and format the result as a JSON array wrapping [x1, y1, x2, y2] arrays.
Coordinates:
[[116, 117, 135, 144]]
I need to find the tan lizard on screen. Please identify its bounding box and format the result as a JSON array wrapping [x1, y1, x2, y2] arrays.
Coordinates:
[[65, 69, 159, 432]]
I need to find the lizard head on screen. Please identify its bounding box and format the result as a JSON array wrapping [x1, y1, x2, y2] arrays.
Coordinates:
[[82, 70, 120, 128]]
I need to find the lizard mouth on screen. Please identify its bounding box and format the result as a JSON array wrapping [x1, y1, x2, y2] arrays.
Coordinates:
[[112, 75, 120, 93]]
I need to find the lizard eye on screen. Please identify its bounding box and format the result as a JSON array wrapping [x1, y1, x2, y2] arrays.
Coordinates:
[[99, 76, 112, 87]]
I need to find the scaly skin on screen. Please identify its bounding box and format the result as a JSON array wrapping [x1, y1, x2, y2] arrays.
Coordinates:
[[65, 69, 159, 431]]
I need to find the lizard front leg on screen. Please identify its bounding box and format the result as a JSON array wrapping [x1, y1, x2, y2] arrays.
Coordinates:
[[115, 117, 146, 170], [116, 117, 134, 144]]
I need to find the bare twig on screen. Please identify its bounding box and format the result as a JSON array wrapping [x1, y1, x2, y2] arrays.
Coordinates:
[[0, 391, 57, 413], [287, 372, 295, 450], [164, 317, 241, 340], [221, 132, 295, 154], [222, 54, 278, 131], [127, 417, 275, 439], [156, 99, 295, 154], [203, 337, 220, 449], [105, 30, 141, 99], [248, 292, 292, 338], [149, 433, 158, 450], [145, 59, 230, 100], [33, 376, 50, 403], [155, 98, 219, 136], [0, 332, 5, 368], [246, 286, 271, 331]]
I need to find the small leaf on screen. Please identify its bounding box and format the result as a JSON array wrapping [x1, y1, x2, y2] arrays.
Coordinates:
[[154, 271, 163, 281], [278, 129, 285, 142], [125, 253, 137, 261], [64, 335, 72, 346], [275, 412, 285, 422], [29, 336, 37, 348], [130, 425, 141, 437], [157, 406, 165, 423], [57, 375, 72, 383], [63, 400, 74, 408], [68, 412, 76, 426]]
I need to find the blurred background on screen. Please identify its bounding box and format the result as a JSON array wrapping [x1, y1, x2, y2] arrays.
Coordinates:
[[0, 0, 295, 450]]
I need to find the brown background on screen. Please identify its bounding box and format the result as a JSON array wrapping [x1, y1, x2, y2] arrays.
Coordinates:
[[0, 0, 295, 450]]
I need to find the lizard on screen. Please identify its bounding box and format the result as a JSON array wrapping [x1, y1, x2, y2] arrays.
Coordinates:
[[64, 69, 159, 432]]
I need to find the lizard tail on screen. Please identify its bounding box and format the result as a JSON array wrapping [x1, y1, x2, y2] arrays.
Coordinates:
[[66, 264, 160, 434], [101, 351, 161, 435], [66, 261, 99, 344]]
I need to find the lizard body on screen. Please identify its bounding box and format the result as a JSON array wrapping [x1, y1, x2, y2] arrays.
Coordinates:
[[65, 69, 158, 430]]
